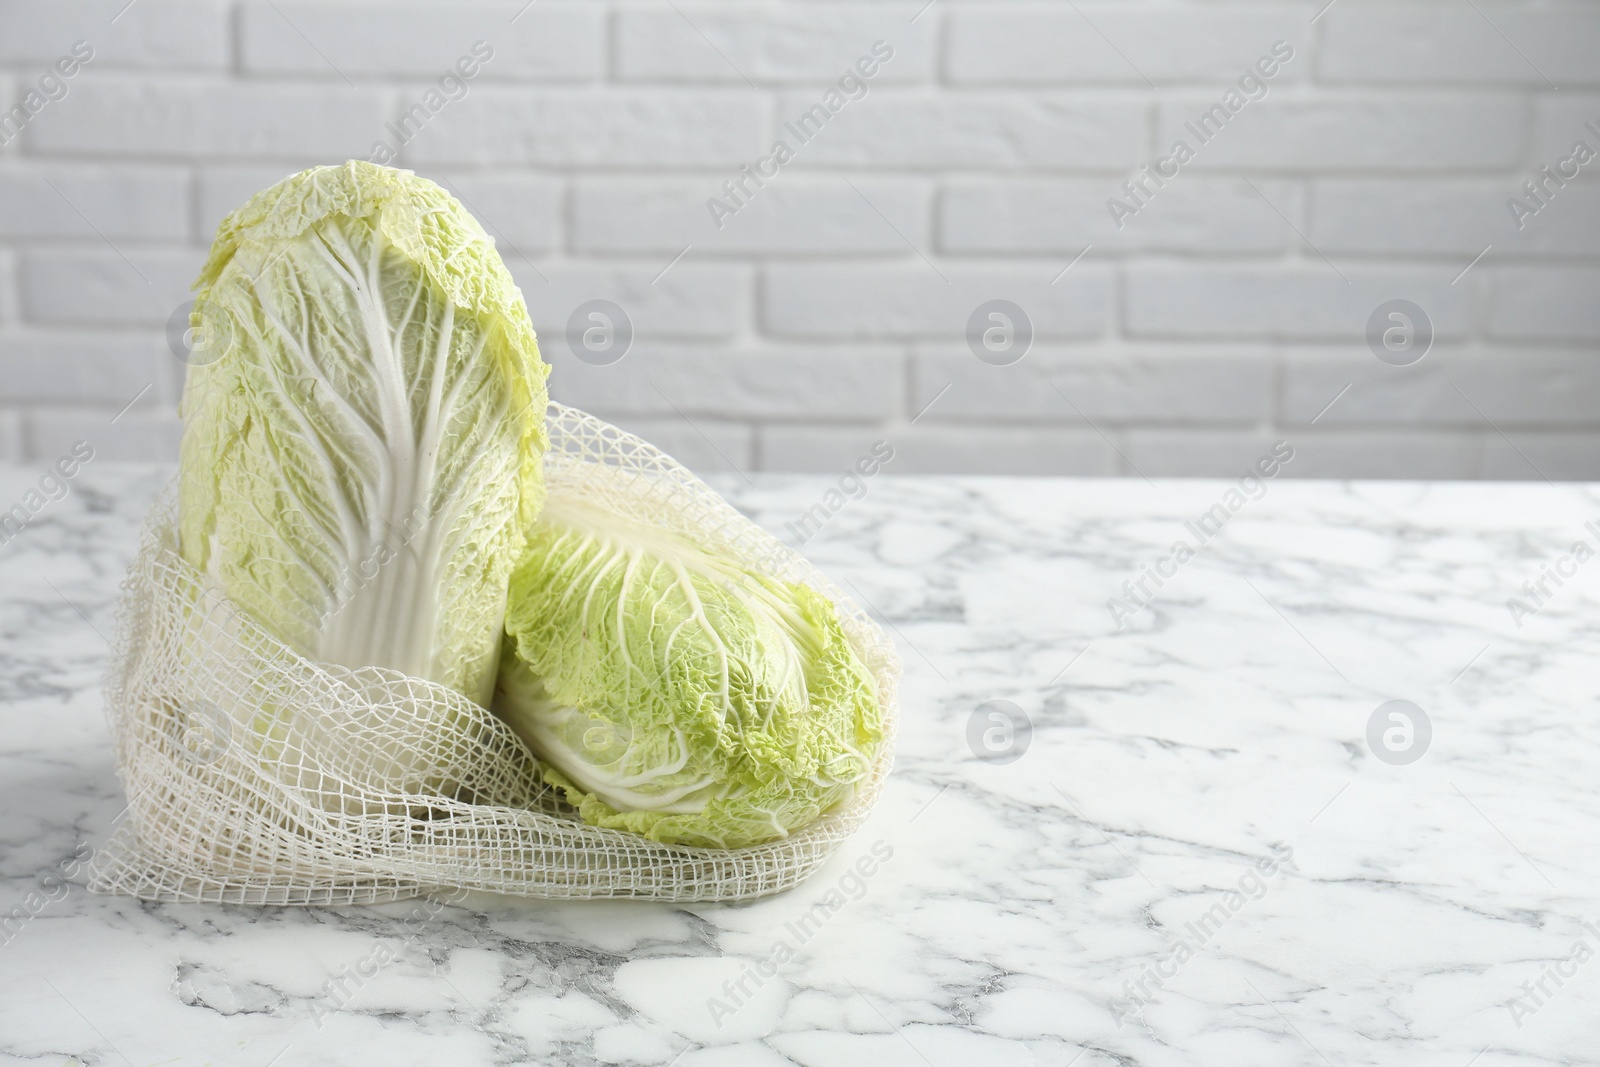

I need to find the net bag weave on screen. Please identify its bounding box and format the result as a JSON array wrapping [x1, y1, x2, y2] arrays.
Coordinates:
[[87, 403, 899, 905]]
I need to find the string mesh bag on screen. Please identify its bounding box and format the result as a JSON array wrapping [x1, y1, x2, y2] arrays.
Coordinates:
[[87, 403, 900, 905]]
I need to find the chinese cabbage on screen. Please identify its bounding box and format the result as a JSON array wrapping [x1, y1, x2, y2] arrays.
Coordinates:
[[494, 492, 883, 849], [178, 161, 547, 705]]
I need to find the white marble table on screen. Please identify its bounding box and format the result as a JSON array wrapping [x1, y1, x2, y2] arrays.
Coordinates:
[[2, 464, 1598, 1066]]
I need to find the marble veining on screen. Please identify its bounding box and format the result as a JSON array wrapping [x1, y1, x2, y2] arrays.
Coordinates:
[[2, 465, 1599, 1065]]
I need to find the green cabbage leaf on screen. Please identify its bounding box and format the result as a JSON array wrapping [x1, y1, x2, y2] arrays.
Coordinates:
[[178, 161, 548, 705], [494, 492, 883, 849]]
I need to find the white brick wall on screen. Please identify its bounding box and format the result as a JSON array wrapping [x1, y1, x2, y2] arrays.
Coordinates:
[[0, 0, 1596, 478]]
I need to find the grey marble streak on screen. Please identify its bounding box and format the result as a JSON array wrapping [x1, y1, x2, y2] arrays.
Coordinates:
[[2, 465, 1599, 1066]]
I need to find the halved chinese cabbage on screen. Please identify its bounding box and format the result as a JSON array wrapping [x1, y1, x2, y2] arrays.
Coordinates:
[[178, 161, 547, 705], [494, 492, 883, 849]]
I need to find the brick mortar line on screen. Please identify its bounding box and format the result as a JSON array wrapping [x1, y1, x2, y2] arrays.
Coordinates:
[[23, 400, 1600, 431]]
